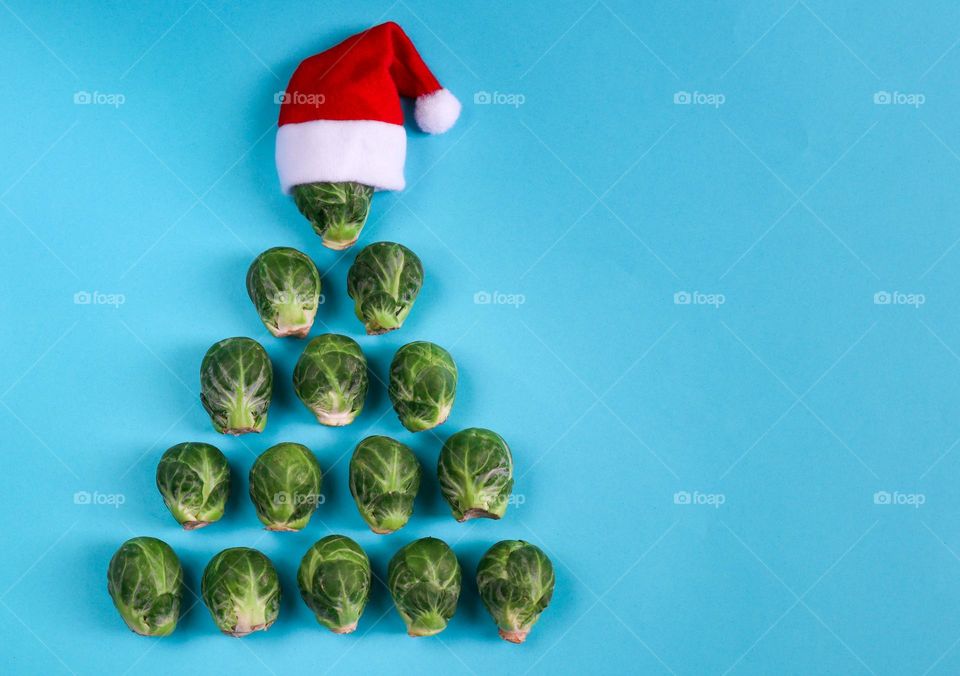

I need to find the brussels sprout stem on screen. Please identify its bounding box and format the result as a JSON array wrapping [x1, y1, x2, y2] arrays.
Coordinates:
[[182, 520, 210, 530], [370, 512, 409, 534], [407, 611, 448, 637], [331, 621, 359, 635], [499, 627, 529, 644], [315, 410, 357, 426], [366, 309, 402, 335], [459, 508, 501, 522], [275, 300, 312, 338], [225, 393, 261, 434]]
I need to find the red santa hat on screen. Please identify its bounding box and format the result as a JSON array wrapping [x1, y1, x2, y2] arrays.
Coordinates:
[[276, 22, 461, 193]]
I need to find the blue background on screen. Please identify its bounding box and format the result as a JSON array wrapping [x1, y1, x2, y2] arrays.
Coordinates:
[[2, 1, 960, 674]]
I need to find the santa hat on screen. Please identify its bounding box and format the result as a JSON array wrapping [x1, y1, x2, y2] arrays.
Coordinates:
[[276, 22, 461, 194]]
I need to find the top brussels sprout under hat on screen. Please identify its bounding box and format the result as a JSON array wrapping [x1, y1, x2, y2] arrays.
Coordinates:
[[200, 337, 273, 435], [292, 182, 374, 251], [156, 442, 230, 530], [246, 247, 321, 338], [107, 537, 183, 636], [388, 341, 458, 432], [276, 22, 461, 249], [476, 540, 555, 644], [347, 242, 424, 335]]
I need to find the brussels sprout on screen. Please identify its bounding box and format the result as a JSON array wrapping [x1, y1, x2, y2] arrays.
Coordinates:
[[249, 442, 323, 531], [156, 442, 230, 529], [387, 537, 461, 637], [297, 535, 371, 634], [438, 428, 514, 521], [246, 247, 321, 338], [200, 337, 273, 435], [388, 341, 458, 432], [293, 334, 368, 426], [347, 242, 424, 335], [349, 436, 422, 534], [107, 537, 183, 636], [476, 540, 555, 643], [201, 548, 281, 637], [292, 181, 374, 250]]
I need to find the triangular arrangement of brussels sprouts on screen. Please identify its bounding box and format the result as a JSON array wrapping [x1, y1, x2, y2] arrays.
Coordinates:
[[109, 24, 556, 643]]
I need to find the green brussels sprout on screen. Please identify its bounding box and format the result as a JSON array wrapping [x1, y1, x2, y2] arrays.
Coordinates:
[[107, 537, 183, 636], [438, 428, 514, 521], [156, 442, 230, 529], [347, 242, 424, 335], [388, 341, 458, 432], [477, 540, 555, 643], [249, 442, 323, 531], [201, 548, 281, 637], [387, 537, 461, 637], [293, 334, 368, 426], [200, 337, 273, 435], [292, 181, 374, 250], [349, 435, 422, 534], [246, 247, 322, 338], [297, 535, 372, 634]]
